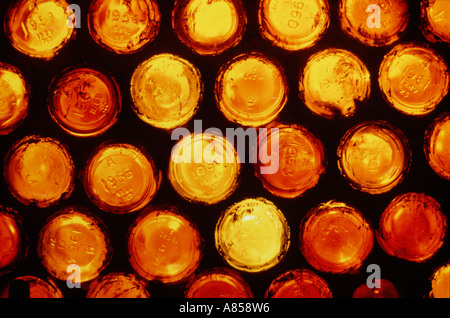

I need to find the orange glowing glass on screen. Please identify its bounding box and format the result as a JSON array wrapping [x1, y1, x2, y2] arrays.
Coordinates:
[[48, 67, 121, 137], [168, 132, 241, 205], [4, 135, 75, 208], [0, 207, 23, 274], [339, 0, 409, 46], [424, 112, 450, 181], [299, 201, 374, 274], [185, 268, 253, 298], [299, 48, 371, 119], [4, 0, 75, 59], [337, 121, 410, 194], [0, 276, 63, 298], [86, 273, 150, 298], [421, 0, 450, 44], [0, 62, 29, 135], [379, 43, 449, 116], [215, 197, 290, 273], [127, 206, 203, 284], [258, 0, 330, 51], [130, 54, 203, 130], [215, 52, 288, 127], [88, 0, 161, 54], [265, 269, 333, 298], [430, 262, 450, 298], [83, 143, 161, 213], [376, 193, 447, 263], [352, 279, 400, 298], [37, 207, 112, 283], [37, 206, 112, 283], [172, 0, 246, 56], [256, 124, 326, 198]]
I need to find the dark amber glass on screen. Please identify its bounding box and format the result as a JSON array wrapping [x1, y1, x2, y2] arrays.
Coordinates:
[[4, 135, 75, 208], [185, 268, 253, 298], [258, 0, 330, 51], [127, 206, 203, 284], [424, 112, 450, 181], [337, 121, 410, 194], [299, 48, 371, 119], [130, 53, 203, 130], [0, 62, 29, 135], [0, 207, 24, 274], [86, 273, 150, 298], [421, 0, 450, 44], [256, 124, 326, 198], [37, 206, 112, 283], [88, 0, 161, 54], [352, 279, 400, 298], [379, 43, 449, 116], [215, 197, 290, 273], [172, 0, 247, 56], [168, 132, 241, 205], [83, 142, 161, 213], [48, 67, 121, 137], [4, 0, 75, 59], [0, 276, 63, 298], [339, 0, 408, 46], [265, 269, 333, 298], [377, 193, 447, 263], [215, 52, 288, 127], [299, 201, 374, 274], [429, 262, 450, 298]]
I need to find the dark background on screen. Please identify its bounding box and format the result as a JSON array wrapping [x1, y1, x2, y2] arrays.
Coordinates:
[[0, 0, 448, 299]]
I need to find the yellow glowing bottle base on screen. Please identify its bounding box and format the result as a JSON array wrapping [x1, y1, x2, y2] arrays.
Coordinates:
[[130, 54, 202, 130], [215, 197, 290, 273], [37, 207, 112, 283]]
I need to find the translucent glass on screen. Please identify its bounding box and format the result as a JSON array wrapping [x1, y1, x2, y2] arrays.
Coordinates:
[[37, 206, 112, 283], [185, 268, 253, 298], [88, 0, 161, 54], [130, 54, 203, 130], [339, 0, 408, 46], [352, 279, 400, 298], [421, 0, 450, 44], [86, 272, 150, 298], [4, 135, 75, 208], [265, 269, 333, 298], [337, 121, 410, 194], [215, 197, 290, 272], [127, 206, 203, 284], [0, 207, 24, 274], [258, 0, 330, 51], [256, 123, 326, 198], [48, 67, 121, 137], [0, 62, 29, 135], [215, 52, 288, 127], [172, 0, 246, 55], [4, 0, 75, 59], [377, 193, 447, 263], [299, 48, 371, 119], [424, 112, 450, 181], [83, 143, 161, 213], [0, 276, 63, 298], [430, 262, 450, 298], [299, 201, 374, 274], [379, 43, 449, 116], [168, 132, 241, 204]]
